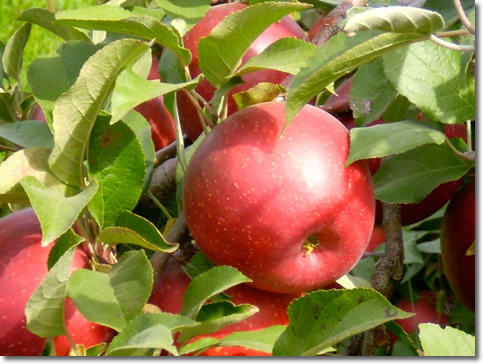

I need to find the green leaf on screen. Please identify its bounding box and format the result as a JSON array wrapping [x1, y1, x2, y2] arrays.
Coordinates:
[[154, 0, 211, 29], [28, 41, 98, 125], [233, 82, 283, 110], [346, 120, 446, 166], [383, 40, 475, 124], [198, 1, 311, 87], [373, 144, 474, 203], [18, 8, 90, 42], [344, 6, 445, 35], [178, 302, 258, 343], [286, 30, 425, 125], [0, 87, 19, 122], [67, 269, 127, 331], [0, 120, 53, 149], [47, 229, 84, 270], [220, 325, 286, 354], [48, 38, 149, 186], [99, 210, 178, 253], [87, 117, 145, 227], [403, 231, 425, 265], [67, 250, 153, 331], [424, 0, 475, 26], [107, 250, 153, 322], [55, 5, 190, 65], [121, 110, 155, 194], [180, 266, 252, 319], [417, 239, 441, 254], [2, 23, 31, 82], [233, 38, 317, 77], [0, 147, 67, 204], [350, 58, 397, 125], [179, 337, 220, 355], [272, 288, 413, 356], [20, 176, 98, 244], [105, 313, 178, 356], [25, 246, 77, 338], [110, 68, 201, 123], [419, 323, 475, 356]]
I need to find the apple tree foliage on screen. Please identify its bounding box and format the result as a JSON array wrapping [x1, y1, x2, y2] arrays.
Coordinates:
[[0, 0, 475, 357]]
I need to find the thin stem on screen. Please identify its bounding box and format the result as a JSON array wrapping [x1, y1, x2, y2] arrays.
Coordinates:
[[466, 120, 473, 152], [147, 190, 173, 220], [0, 144, 17, 152], [430, 34, 475, 52], [191, 89, 218, 121], [64, 330, 81, 356], [444, 137, 475, 161], [453, 0, 475, 35], [183, 89, 213, 135], [435, 29, 470, 38]]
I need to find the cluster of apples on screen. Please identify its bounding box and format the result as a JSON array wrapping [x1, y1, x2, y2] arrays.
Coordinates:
[[2, 2, 474, 357]]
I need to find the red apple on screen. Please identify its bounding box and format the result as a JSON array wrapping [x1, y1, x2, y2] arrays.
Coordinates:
[[394, 291, 448, 336], [134, 56, 177, 151], [440, 180, 475, 311], [183, 101, 375, 294], [0, 208, 114, 356], [177, 2, 306, 141], [149, 257, 297, 356], [30, 104, 47, 123]]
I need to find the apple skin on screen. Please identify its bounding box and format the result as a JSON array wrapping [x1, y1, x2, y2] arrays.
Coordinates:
[[183, 101, 375, 294], [308, 12, 329, 41], [30, 104, 47, 123], [394, 291, 448, 336], [440, 180, 475, 311], [148, 257, 298, 356], [0, 208, 115, 356], [134, 56, 177, 151], [177, 2, 306, 141]]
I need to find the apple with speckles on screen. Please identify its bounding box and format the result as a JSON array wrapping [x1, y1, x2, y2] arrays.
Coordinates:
[[183, 101, 375, 294], [177, 2, 306, 141], [149, 257, 297, 356], [134, 56, 177, 151], [0, 208, 114, 356], [441, 180, 475, 312]]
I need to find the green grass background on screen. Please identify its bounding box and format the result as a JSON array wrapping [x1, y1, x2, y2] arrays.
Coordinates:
[[0, 0, 94, 87]]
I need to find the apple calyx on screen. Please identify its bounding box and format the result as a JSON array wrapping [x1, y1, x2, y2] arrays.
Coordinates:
[[302, 235, 320, 256]]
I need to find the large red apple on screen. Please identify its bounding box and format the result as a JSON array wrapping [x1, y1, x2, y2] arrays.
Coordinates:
[[148, 257, 297, 356], [177, 2, 306, 141], [0, 208, 114, 356], [134, 56, 176, 151], [440, 180, 475, 311], [394, 291, 448, 336], [183, 101, 375, 293]]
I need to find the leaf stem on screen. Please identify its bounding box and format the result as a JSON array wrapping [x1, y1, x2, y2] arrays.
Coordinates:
[[183, 90, 213, 136], [435, 29, 470, 38], [453, 0, 475, 35], [429, 34, 474, 52], [147, 190, 173, 220], [466, 120, 473, 152], [444, 137, 475, 161]]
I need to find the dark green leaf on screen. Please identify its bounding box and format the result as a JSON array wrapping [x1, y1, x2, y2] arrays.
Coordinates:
[[346, 120, 446, 166], [286, 30, 425, 124], [105, 313, 178, 356], [350, 58, 397, 125], [0, 120, 53, 148], [383, 40, 475, 124], [373, 144, 474, 203], [234, 37, 317, 77], [48, 39, 149, 186], [99, 210, 178, 253], [19, 8, 90, 41], [2, 23, 31, 82], [47, 229, 84, 270], [198, 1, 311, 86], [0, 87, 20, 122], [273, 288, 413, 356], [87, 117, 145, 227], [344, 6, 444, 35], [55, 5, 191, 65], [180, 266, 251, 319]]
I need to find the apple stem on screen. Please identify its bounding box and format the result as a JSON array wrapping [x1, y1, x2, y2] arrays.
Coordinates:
[[429, 34, 475, 53], [453, 0, 475, 35], [466, 120, 473, 152], [444, 137, 475, 161]]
